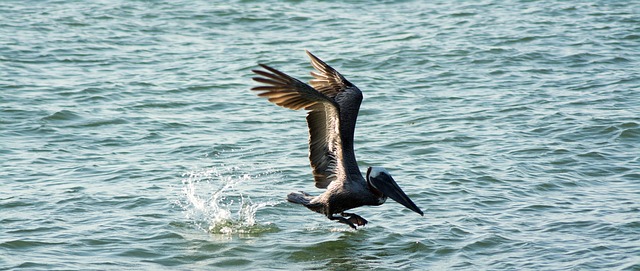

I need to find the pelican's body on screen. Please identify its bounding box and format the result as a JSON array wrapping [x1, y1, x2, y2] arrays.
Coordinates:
[[252, 51, 423, 229]]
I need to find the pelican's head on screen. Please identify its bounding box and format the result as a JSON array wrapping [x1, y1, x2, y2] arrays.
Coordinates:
[[366, 167, 424, 216]]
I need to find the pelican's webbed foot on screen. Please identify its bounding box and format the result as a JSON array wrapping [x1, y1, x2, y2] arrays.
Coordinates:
[[328, 215, 357, 229], [327, 213, 368, 229], [342, 212, 368, 227]]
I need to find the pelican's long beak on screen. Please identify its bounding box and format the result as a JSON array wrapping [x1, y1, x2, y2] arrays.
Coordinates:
[[368, 168, 424, 216]]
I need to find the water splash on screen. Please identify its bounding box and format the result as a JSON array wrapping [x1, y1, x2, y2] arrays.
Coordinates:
[[176, 165, 279, 235]]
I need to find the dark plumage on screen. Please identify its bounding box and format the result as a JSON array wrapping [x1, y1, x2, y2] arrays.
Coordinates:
[[251, 51, 423, 229]]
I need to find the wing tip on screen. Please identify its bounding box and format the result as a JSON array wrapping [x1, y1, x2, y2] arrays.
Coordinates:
[[305, 49, 315, 58], [305, 50, 323, 66]]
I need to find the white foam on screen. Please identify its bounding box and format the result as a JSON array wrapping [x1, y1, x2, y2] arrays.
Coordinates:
[[174, 165, 277, 234]]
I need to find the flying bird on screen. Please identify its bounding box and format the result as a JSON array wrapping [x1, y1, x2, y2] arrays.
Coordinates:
[[251, 50, 423, 229]]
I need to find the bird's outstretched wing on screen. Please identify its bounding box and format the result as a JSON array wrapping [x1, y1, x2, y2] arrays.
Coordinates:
[[251, 63, 344, 188], [305, 51, 364, 182]]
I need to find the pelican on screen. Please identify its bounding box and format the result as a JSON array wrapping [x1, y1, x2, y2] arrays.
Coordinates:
[[251, 51, 423, 229]]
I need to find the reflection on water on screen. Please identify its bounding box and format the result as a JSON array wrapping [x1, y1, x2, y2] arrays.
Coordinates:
[[288, 231, 390, 271]]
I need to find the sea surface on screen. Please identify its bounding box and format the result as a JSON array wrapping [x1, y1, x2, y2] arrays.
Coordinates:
[[1, 0, 639, 270]]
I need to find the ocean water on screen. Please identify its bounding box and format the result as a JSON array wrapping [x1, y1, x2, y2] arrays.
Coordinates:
[[1, 0, 639, 270]]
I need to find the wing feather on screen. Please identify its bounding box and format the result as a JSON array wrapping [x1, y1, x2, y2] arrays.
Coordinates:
[[306, 50, 354, 98], [252, 51, 361, 188], [251, 64, 343, 188]]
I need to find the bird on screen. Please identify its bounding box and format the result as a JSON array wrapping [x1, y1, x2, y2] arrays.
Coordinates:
[[251, 50, 423, 229]]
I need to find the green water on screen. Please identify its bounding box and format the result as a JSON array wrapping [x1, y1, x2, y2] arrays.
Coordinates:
[[1, 0, 639, 270]]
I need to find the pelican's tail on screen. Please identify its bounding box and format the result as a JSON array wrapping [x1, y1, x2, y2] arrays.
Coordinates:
[[287, 191, 324, 214], [287, 191, 314, 205]]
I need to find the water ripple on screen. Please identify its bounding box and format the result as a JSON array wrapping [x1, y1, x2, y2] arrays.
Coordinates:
[[2, 0, 639, 270]]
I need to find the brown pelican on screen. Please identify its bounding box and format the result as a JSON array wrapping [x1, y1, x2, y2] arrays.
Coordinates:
[[251, 51, 423, 229]]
